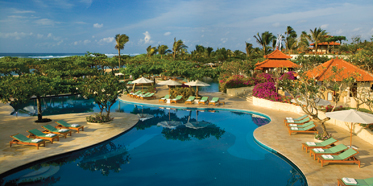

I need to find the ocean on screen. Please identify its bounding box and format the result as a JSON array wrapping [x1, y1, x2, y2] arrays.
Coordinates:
[[0, 53, 139, 59]]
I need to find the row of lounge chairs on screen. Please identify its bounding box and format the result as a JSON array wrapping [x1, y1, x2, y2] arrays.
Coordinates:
[[301, 137, 361, 167], [159, 95, 225, 106], [9, 120, 84, 150], [286, 114, 367, 185], [127, 91, 156, 100]]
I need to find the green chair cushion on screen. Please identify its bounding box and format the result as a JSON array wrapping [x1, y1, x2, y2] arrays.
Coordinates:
[[319, 138, 337, 146], [28, 129, 48, 137]]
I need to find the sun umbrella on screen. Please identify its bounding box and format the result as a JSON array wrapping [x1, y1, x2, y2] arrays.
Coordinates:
[[325, 109, 373, 148], [157, 79, 182, 95], [131, 77, 153, 91], [184, 80, 210, 98], [157, 108, 182, 129], [137, 105, 154, 121]]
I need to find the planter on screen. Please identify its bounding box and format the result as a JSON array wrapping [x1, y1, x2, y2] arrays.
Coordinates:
[[87, 121, 111, 125], [314, 139, 323, 143]]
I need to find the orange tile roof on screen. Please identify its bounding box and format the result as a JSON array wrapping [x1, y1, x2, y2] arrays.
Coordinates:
[[310, 42, 340, 46], [264, 49, 292, 59], [305, 58, 373, 82], [255, 59, 300, 70]]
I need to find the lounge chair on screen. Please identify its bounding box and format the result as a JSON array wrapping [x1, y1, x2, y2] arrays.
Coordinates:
[[208, 97, 225, 106], [198, 97, 209, 105], [288, 123, 318, 135], [136, 92, 150, 99], [41, 124, 72, 138], [133, 91, 147, 98], [27, 129, 59, 144], [170, 95, 183, 103], [185, 96, 195, 104], [287, 121, 315, 128], [286, 114, 309, 121], [309, 144, 348, 160], [10, 133, 46, 150], [317, 148, 360, 167], [302, 138, 338, 153], [142, 93, 156, 100], [159, 95, 170, 103], [55, 120, 84, 133], [130, 91, 144, 98], [284, 117, 311, 126], [337, 177, 373, 186], [128, 90, 141, 97]]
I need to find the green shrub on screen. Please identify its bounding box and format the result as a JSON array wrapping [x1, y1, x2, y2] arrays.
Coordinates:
[[86, 113, 114, 123], [170, 87, 196, 99]]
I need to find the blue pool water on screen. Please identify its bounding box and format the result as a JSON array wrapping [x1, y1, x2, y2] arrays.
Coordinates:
[[3, 97, 307, 186]]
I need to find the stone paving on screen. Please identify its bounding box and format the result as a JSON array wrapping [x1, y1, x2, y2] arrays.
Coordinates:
[[0, 84, 372, 186]]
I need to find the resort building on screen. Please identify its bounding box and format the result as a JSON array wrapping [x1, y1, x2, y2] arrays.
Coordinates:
[[310, 41, 340, 54], [255, 49, 300, 73], [306, 57, 373, 108]]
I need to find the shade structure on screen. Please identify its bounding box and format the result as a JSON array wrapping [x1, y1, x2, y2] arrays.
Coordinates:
[[326, 109, 373, 147], [158, 79, 182, 95], [131, 77, 153, 91], [157, 121, 182, 129], [185, 115, 213, 129], [184, 80, 210, 98]]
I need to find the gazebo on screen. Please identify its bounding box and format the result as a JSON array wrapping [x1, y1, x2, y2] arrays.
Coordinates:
[[255, 49, 300, 72]]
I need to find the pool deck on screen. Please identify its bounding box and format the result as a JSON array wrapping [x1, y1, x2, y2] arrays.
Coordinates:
[[1, 85, 373, 186]]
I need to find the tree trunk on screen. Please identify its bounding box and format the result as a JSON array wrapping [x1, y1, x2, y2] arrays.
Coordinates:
[[36, 96, 42, 121], [118, 49, 121, 68]]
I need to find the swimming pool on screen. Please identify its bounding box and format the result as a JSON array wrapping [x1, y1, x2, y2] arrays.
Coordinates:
[[3, 99, 307, 186]]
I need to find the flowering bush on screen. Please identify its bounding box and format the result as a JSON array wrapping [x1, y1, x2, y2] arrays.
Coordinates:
[[219, 75, 254, 92], [315, 133, 332, 141], [279, 71, 296, 80], [253, 82, 282, 101], [324, 105, 345, 112], [255, 73, 274, 84], [86, 113, 114, 123]]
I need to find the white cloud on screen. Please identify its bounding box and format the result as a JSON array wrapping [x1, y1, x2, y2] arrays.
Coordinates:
[[14, 10, 35, 14], [221, 38, 228, 43], [352, 27, 361, 32], [74, 41, 79, 45], [37, 34, 43, 39], [143, 31, 151, 44], [8, 15, 27, 19], [272, 22, 280, 27], [201, 35, 204, 38], [0, 32, 33, 39], [320, 24, 329, 29], [35, 18, 54, 26], [98, 37, 114, 44], [93, 23, 103, 28], [336, 29, 343, 35], [84, 40, 91, 44], [47, 33, 52, 38], [57, 40, 63, 45], [164, 32, 171, 36]]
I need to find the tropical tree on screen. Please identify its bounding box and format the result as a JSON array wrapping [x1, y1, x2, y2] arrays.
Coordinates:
[[297, 31, 310, 53], [146, 45, 158, 57], [157, 45, 171, 59], [306, 27, 328, 54], [253, 31, 276, 55], [245, 42, 253, 57], [284, 26, 298, 53], [172, 38, 188, 59], [115, 34, 129, 68]]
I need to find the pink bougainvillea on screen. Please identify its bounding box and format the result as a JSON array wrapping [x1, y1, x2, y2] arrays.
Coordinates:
[[253, 82, 282, 101]]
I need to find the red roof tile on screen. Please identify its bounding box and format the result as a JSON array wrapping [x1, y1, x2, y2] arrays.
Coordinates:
[[255, 59, 300, 70], [306, 58, 373, 82], [310, 42, 340, 46], [264, 49, 292, 59]]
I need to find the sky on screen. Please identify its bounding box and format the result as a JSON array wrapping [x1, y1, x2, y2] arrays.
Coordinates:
[[0, 0, 372, 54]]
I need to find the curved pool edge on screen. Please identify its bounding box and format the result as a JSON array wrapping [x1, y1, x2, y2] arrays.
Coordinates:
[[253, 135, 308, 185]]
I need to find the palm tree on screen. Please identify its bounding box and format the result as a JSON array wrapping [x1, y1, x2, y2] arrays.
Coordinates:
[[298, 31, 310, 53], [146, 45, 158, 57], [157, 45, 171, 59], [172, 38, 188, 59], [285, 26, 297, 53], [253, 31, 276, 55], [115, 34, 129, 68], [306, 27, 328, 54], [245, 42, 253, 57], [206, 47, 213, 58]]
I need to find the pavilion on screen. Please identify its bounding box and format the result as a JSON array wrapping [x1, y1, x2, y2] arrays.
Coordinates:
[[310, 41, 340, 54], [255, 49, 300, 73]]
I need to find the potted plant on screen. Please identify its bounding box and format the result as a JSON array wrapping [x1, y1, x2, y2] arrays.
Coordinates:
[[314, 133, 332, 142]]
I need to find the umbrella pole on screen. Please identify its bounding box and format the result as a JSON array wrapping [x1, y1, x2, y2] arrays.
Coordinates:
[[350, 122, 353, 148]]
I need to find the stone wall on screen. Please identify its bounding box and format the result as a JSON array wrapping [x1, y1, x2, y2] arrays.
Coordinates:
[[227, 86, 253, 97], [252, 97, 373, 146]]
